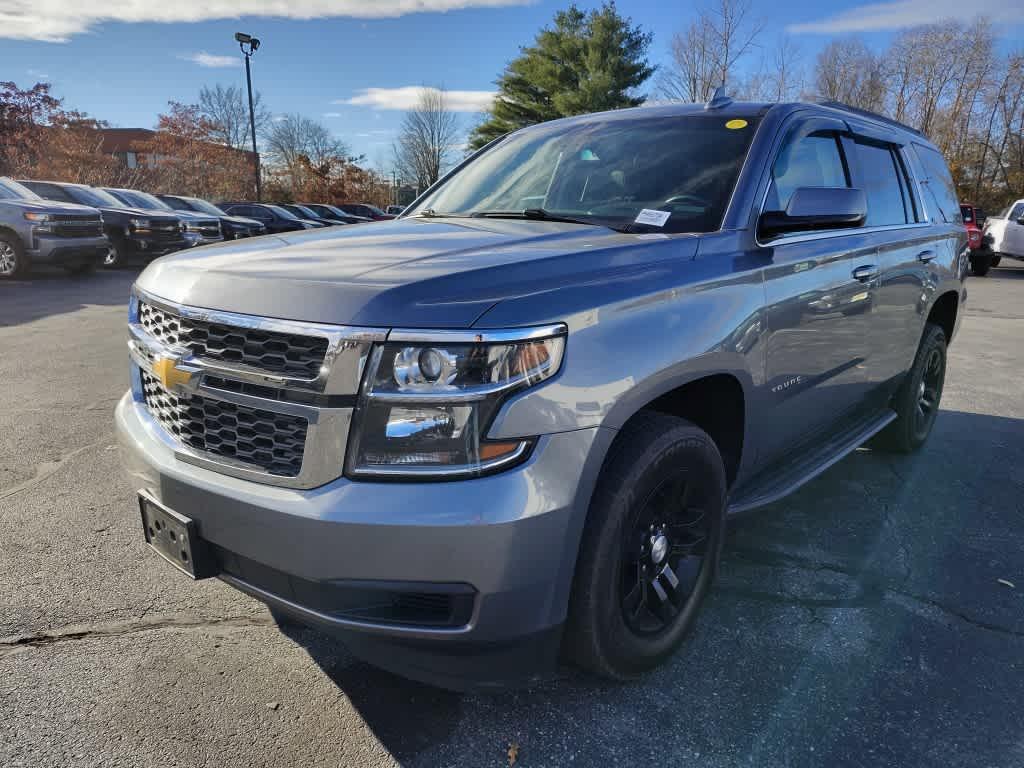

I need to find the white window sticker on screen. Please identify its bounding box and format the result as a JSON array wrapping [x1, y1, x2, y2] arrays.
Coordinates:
[[634, 208, 671, 227]]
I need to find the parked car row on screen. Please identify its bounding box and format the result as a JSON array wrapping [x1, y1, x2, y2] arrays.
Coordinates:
[[0, 175, 393, 280]]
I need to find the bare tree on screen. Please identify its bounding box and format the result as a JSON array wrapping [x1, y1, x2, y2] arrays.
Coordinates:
[[265, 114, 351, 199], [393, 87, 460, 191], [813, 38, 885, 111], [198, 84, 270, 150], [657, 0, 764, 102], [742, 35, 805, 101]]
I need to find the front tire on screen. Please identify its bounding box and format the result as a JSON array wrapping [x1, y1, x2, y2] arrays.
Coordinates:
[[0, 232, 27, 280], [991, 254, 1001, 267], [564, 412, 727, 680], [104, 239, 130, 269], [970, 252, 992, 276], [875, 322, 947, 453]]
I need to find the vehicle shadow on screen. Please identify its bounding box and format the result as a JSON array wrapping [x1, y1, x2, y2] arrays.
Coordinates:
[[0, 267, 139, 327], [990, 261, 1024, 278], [282, 408, 1024, 766]]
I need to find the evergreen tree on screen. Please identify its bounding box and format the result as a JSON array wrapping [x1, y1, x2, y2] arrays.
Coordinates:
[[469, 3, 654, 149]]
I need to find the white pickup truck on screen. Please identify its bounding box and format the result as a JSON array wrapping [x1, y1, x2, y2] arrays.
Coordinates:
[[985, 199, 1024, 266]]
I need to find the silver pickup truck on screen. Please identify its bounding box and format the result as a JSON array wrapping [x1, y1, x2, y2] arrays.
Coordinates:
[[116, 99, 967, 689], [0, 177, 108, 279]]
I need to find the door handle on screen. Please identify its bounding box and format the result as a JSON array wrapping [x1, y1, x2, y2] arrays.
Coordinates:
[[917, 249, 936, 262], [852, 265, 879, 282]]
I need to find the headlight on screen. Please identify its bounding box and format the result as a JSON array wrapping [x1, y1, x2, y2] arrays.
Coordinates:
[[129, 217, 151, 229], [23, 212, 52, 222], [346, 326, 566, 479]]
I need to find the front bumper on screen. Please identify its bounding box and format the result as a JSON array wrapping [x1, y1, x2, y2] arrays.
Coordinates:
[[116, 392, 612, 687], [28, 234, 109, 265], [126, 233, 190, 258]]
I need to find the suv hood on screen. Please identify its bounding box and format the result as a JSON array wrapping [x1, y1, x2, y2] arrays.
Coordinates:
[[97, 205, 179, 221], [136, 217, 698, 328], [219, 214, 263, 228], [4, 199, 100, 216]]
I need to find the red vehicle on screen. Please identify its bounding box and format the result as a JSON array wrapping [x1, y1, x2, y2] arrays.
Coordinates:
[[337, 203, 395, 221], [961, 203, 994, 276]]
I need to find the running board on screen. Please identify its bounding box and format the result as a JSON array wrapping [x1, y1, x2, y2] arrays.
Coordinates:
[[726, 409, 897, 515]]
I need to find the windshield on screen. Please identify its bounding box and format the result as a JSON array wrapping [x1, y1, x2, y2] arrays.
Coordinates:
[[409, 114, 761, 233], [0, 178, 41, 200], [267, 204, 300, 220], [108, 189, 173, 211], [292, 204, 320, 218], [68, 186, 123, 208], [181, 197, 226, 216]]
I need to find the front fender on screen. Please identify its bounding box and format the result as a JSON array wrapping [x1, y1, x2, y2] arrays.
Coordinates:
[[486, 255, 764, 444]]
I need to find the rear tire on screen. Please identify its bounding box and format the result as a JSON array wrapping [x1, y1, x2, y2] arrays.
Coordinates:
[[970, 252, 991, 276], [991, 254, 1001, 267], [564, 411, 727, 680], [874, 322, 946, 454], [0, 232, 27, 280]]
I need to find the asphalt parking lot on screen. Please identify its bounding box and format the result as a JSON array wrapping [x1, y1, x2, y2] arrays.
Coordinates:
[[2, 263, 1022, 768]]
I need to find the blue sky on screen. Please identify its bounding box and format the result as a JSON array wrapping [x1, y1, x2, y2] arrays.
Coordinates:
[[2, 0, 1021, 164]]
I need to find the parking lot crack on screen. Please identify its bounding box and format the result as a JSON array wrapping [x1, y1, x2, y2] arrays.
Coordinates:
[[0, 434, 115, 501], [0, 615, 273, 655], [729, 547, 1024, 639]]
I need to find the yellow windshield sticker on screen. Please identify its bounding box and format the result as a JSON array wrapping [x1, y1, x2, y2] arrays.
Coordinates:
[[725, 119, 748, 130]]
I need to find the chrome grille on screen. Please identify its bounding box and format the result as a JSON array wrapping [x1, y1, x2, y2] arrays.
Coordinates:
[[139, 300, 328, 378], [141, 372, 307, 477]]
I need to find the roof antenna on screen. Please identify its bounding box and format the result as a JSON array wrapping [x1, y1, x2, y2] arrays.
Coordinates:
[[705, 84, 733, 110]]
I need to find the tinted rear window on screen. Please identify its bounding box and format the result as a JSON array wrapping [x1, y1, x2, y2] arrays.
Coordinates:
[[913, 144, 962, 224], [856, 140, 910, 226]]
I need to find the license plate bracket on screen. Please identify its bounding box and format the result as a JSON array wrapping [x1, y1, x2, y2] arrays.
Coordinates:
[[138, 492, 216, 579]]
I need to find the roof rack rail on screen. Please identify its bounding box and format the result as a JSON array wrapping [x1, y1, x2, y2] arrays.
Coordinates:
[[815, 99, 923, 137], [705, 85, 733, 110]]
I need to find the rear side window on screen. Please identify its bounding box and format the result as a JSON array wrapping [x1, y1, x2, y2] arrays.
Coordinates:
[[25, 182, 72, 203], [855, 140, 910, 226], [766, 133, 848, 212], [913, 144, 962, 224], [960, 205, 973, 222]]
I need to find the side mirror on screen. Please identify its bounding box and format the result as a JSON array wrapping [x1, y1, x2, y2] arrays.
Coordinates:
[[759, 187, 867, 240]]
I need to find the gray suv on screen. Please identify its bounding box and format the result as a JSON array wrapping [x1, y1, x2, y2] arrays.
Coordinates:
[[116, 100, 967, 689], [0, 177, 108, 279]]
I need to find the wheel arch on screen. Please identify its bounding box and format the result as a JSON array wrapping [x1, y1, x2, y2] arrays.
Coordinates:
[[0, 224, 25, 246], [926, 289, 959, 343]]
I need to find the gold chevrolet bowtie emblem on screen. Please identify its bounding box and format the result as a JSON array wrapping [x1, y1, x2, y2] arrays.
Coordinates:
[[152, 356, 194, 390]]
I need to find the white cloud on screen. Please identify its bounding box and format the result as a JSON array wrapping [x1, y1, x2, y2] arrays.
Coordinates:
[[0, 0, 533, 42], [789, 0, 1013, 33], [342, 86, 496, 112], [178, 51, 238, 68], [323, 112, 343, 118], [26, 68, 50, 80]]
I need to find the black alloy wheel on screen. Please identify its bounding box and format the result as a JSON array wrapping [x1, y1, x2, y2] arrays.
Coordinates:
[[874, 321, 947, 453], [565, 411, 727, 680], [620, 471, 712, 636], [913, 345, 944, 443]]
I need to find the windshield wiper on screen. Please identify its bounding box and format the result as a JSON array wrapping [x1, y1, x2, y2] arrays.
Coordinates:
[[470, 208, 603, 227], [410, 209, 462, 219]]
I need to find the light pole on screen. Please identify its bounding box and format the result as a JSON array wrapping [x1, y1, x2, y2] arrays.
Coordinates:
[[235, 32, 262, 201]]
